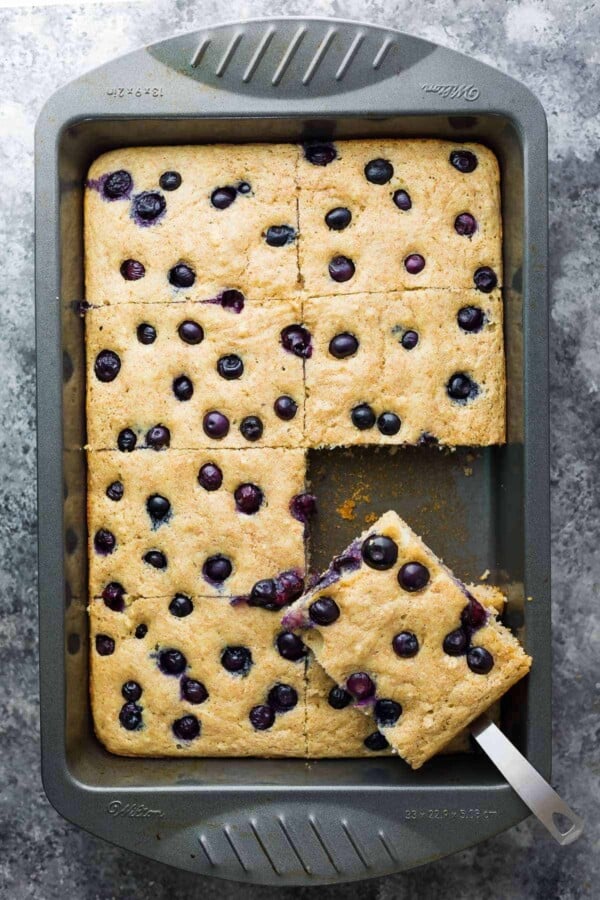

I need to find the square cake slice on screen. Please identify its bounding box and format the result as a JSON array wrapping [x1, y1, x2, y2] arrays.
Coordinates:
[[283, 511, 531, 768]]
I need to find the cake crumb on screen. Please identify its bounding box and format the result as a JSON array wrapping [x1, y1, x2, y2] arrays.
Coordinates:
[[479, 569, 490, 581], [463, 466, 473, 477], [337, 498, 356, 521], [364, 512, 378, 525]]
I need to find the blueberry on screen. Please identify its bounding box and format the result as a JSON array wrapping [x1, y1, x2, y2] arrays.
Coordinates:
[[137, 323, 156, 344], [181, 677, 208, 704], [172, 714, 200, 741], [473, 266, 498, 293], [211, 186, 237, 209], [364, 731, 389, 751], [135, 624, 147, 639], [94, 349, 121, 382], [237, 181, 251, 194], [268, 683, 298, 712], [329, 332, 359, 359], [276, 631, 307, 661], [203, 411, 230, 439], [102, 582, 125, 612], [95, 634, 115, 655], [457, 306, 484, 332], [198, 462, 223, 491], [158, 648, 187, 675], [467, 646, 494, 674], [132, 191, 165, 223], [346, 672, 375, 700], [169, 263, 195, 289], [443, 628, 469, 656], [329, 255, 355, 282], [304, 142, 337, 166], [325, 207, 352, 230], [450, 149, 478, 173], [122, 681, 142, 701], [265, 225, 296, 247], [119, 702, 143, 730], [364, 158, 394, 184], [234, 483, 264, 514], [276, 570, 304, 606], [240, 416, 263, 442], [377, 412, 401, 436], [147, 494, 171, 524], [398, 562, 430, 592], [328, 686, 352, 709], [418, 432, 439, 447], [461, 598, 488, 630], [351, 403, 376, 430], [447, 373, 478, 402], [249, 579, 277, 609], [145, 424, 170, 449], [308, 596, 340, 625], [120, 259, 145, 280], [280, 324, 312, 359], [392, 631, 419, 658], [117, 428, 137, 452], [178, 320, 204, 344], [455, 212, 477, 236], [362, 534, 398, 570], [274, 395, 298, 420], [159, 170, 181, 191], [393, 189, 412, 211], [103, 170, 132, 199], [169, 594, 193, 617], [221, 645, 252, 675], [203, 554, 232, 583], [249, 704, 275, 730], [173, 375, 194, 401], [404, 253, 425, 275], [401, 330, 419, 350], [374, 698, 402, 726], [94, 528, 116, 555], [144, 550, 167, 569], [219, 289, 245, 313], [217, 354, 244, 380]]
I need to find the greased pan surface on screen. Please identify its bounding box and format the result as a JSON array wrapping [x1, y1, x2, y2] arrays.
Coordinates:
[[35, 17, 549, 885]]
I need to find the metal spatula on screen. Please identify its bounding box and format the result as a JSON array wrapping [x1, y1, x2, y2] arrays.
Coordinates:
[[471, 715, 584, 845]]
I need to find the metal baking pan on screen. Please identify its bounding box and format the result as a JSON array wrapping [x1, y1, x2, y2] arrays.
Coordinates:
[[35, 16, 549, 885]]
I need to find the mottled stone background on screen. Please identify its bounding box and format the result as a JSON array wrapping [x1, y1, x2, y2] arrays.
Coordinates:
[[1, 0, 598, 897]]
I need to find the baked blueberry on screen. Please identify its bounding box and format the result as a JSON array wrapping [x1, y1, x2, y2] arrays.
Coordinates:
[[276, 570, 304, 606], [181, 677, 208, 704], [461, 597, 487, 630], [120, 259, 145, 280], [118, 428, 137, 452], [203, 411, 230, 439], [378, 412, 401, 436], [102, 581, 125, 612], [94, 349, 121, 382], [173, 375, 194, 401], [221, 645, 252, 675], [249, 579, 277, 608], [364, 158, 393, 184], [393, 189, 412, 211], [94, 528, 116, 555], [276, 631, 307, 661], [122, 681, 142, 701], [146, 494, 171, 524], [249, 705, 275, 730], [404, 253, 425, 275], [203, 554, 232, 583], [103, 170, 132, 199], [346, 672, 375, 700], [454, 213, 477, 236], [169, 263, 195, 289], [158, 648, 187, 675], [351, 403, 376, 430], [234, 483, 264, 514], [145, 424, 170, 449], [132, 191, 165, 223], [268, 683, 298, 712], [392, 631, 419, 658], [217, 354, 244, 380], [119, 702, 143, 730], [144, 550, 167, 569], [398, 561, 430, 592], [169, 594, 193, 617], [443, 628, 469, 656], [211, 186, 237, 209], [457, 306, 484, 332], [237, 181, 251, 194], [280, 324, 312, 358], [447, 373, 478, 402], [329, 332, 359, 359], [328, 255, 355, 282], [265, 225, 296, 246], [467, 646, 494, 674], [450, 149, 478, 173], [418, 432, 439, 447], [137, 323, 156, 344], [172, 714, 200, 741], [178, 320, 204, 344], [240, 416, 263, 442], [304, 142, 337, 166], [135, 624, 147, 639], [308, 596, 340, 625], [198, 462, 223, 490], [95, 634, 115, 655], [274, 395, 297, 420], [364, 731, 389, 751], [328, 686, 352, 709], [159, 170, 182, 191], [401, 330, 419, 350], [219, 289, 245, 313], [374, 698, 402, 726], [473, 266, 497, 293], [325, 207, 352, 230], [362, 534, 398, 570]]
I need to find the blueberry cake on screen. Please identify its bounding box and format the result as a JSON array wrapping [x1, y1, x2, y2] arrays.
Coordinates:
[[282, 512, 530, 768]]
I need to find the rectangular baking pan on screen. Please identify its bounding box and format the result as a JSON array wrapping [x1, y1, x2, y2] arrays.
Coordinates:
[[35, 16, 549, 886]]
